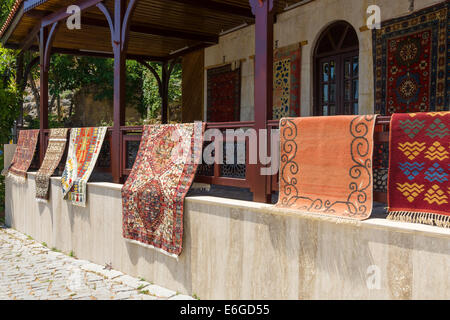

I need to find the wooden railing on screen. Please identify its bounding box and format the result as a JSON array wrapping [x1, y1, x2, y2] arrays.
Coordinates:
[[26, 116, 391, 204]]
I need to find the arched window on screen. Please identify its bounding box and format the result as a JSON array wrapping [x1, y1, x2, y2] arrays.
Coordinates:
[[314, 21, 359, 116]]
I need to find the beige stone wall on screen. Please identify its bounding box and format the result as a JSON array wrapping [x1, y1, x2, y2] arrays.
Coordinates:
[[3, 144, 16, 170], [71, 85, 142, 126], [5, 174, 450, 299], [204, 0, 445, 120]]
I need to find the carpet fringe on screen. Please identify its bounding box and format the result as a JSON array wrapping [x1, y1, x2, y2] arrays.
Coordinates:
[[35, 197, 49, 204], [6, 172, 27, 184], [387, 211, 450, 228], [70, 201, 87, 208], [124, 238, 180, 260]]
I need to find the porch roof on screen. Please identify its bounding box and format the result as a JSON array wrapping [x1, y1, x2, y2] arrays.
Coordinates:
[[1, 0, 305, 61]]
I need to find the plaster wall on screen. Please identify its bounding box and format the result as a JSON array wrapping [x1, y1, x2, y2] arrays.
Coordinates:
[[204, 0, 445, 120], [5, 173, 450, 300]]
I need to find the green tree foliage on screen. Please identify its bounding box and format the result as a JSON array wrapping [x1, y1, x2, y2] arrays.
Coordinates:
[[0, 46, 20, 145], [50, 55, 145, 111], [143, 62, 182, 119], [1, 1, 20, 214], [28, 55, 181, 125], [0, 2, 183, 212], [0, 80, 19, 213], [0, 0, 15, 26], [0, 46, 20, 214]]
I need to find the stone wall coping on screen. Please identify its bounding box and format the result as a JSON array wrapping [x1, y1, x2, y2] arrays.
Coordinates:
[[26, 172, 450, 239]]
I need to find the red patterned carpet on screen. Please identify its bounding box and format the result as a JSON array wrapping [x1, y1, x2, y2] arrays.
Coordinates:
[[388, 112, 450, 227]]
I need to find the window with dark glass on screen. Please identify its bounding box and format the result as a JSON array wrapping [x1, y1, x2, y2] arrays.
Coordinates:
[[314, 22, 359, 116]]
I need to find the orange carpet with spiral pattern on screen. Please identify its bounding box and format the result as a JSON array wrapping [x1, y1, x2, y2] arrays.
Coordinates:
[[276, 115, 377, 220]]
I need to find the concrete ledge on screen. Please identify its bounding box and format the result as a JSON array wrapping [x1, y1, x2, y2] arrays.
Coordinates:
[[28, 172, 450, 239], [5, 172, 450, 299]]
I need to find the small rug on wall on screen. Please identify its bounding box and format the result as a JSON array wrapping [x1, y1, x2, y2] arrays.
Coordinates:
[[2, 129, 39, 183], [276, 115, 377, 220], [373, 1, 449, 115], [207, 62, 241, 122], [388, 112, 450, 228], [61, 127, 107, 207], [273, 43, 301, 119], [122, 122, 204, 258], [35, 128, 69, 203]]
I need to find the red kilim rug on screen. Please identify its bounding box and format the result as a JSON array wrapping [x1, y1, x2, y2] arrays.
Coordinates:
[[207, 64, 241, 122], [373, 2, 449, 115], [388, 112, 450, 228], [2, 129, 39, 183], [122, 122, 204, 258], [35, 128, 69, 202]]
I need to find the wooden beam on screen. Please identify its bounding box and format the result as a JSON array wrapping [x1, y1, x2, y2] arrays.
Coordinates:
[[9, 43, 167, 62], [19, 23, 41, 52], [28, 8, 219, 43], [43, 22, 59, 72], [121, 0, 138, 51], [130, 23, 217, 43], [24, 8, 51, 19], [96, 2, 115, 47], [165, 42, 210, 60], [82, 16, 218, 43], [168, 0, 255, 19], [41, 0, 103, 28], [138, 60, 163, 95]]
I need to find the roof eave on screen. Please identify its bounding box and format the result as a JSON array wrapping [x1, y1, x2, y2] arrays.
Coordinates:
[[24, 0, 50, 13], [1, 4, 25, 47]]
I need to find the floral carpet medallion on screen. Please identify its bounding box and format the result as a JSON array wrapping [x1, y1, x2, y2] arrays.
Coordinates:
[[122, 122, 204, 257], [373, 2, 449, 115]]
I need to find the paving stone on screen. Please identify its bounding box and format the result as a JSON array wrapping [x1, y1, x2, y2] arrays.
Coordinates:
[[169, 294, 196, 300], [144, 285, 177, 298], [135, 293, 159, 300], [0, 227, 192, 301], [115, 274, 150, 289]]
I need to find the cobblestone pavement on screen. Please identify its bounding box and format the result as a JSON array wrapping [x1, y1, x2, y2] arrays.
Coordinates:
[[0, 226, 194, 300]]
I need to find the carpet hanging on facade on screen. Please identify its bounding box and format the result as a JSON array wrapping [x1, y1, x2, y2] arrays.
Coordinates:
[[122, 122, 204, 258], [388, 112, 450, 228], [273, 43, 301, 119], [276, 115, 377, 220], [207, 62, 241, 122], [2, 129, 39, 183], [373, 1, 449, 115], [35, 128, 69, 203], [61, 127, 107, 207]]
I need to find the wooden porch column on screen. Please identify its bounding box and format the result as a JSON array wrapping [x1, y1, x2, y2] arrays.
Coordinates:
[[161, 61, 169, 124], [250, 0, 274, 203], [98, 0, 137, 183], [112, 0, 127, 184], [39, 27, 49, 165]]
